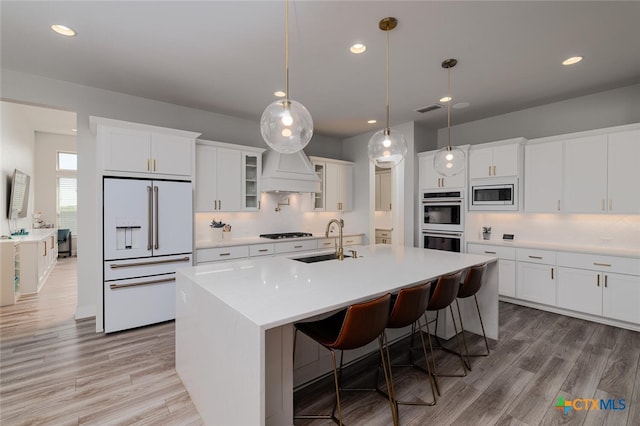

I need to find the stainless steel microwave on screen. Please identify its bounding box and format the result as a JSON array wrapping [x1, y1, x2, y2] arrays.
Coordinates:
[[470, 178, 519, 211]]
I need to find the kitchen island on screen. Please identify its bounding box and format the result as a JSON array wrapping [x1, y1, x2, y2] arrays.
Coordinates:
[[175, 244, 498, 425]]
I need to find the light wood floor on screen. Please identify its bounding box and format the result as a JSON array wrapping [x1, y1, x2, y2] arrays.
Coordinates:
[[1, 258, 639, 425]]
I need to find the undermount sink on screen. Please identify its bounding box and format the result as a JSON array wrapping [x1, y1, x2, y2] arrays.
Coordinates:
[[292, 253, 351, 263]]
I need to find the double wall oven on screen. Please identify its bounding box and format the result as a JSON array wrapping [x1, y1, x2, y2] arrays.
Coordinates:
[[420, 190, 464, 253]]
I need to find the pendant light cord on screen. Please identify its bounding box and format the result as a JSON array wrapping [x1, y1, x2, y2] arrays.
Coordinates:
[[285, 0, 289, 102], [385, 28, 390, 132], [447, 64, 451, 150]]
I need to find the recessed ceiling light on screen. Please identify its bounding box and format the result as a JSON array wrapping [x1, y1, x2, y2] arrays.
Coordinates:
[[562, 56, 583, 66], [350, 43, 367, 54], [453, 102, 470, 109], [51, 24, 76, 37], [367, 119, 377, 124], [274, 91, 286, 97]]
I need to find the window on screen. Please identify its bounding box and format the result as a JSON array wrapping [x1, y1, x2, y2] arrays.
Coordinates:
[[57, 152, 77, 235], [57, 152, 77, 171]]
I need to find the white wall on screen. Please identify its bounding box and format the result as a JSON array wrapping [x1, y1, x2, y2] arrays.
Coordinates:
[[34, 132, 77, 255], [1, 69, 343, 322], [0, 102, 36, 236], [436, 83, 640, 147]]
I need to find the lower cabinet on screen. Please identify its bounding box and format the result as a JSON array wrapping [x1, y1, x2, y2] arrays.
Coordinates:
[[10, 230, 58, 295], [516, 248, 556, 306], [467, 242, 640, 329]]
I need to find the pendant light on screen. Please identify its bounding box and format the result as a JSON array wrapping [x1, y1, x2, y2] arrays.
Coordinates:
[[434, 58, 465, 176], [260, 0, 313, 154], [367, 17, 407, 169]]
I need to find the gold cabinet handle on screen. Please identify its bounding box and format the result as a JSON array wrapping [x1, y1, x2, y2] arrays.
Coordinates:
[[346, 240, 354, 243], [147, 158, 150, 171], [43, 240, 47, 256], [601, 199, 605, 211], [493, 165, 496, 175], [488, 165, 492, 176], [323, 242, 332, 246], [593, 262, 611, 267]]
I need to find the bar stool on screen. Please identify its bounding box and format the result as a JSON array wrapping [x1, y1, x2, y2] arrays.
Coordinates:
[[423, 270, 467, 394], [293, 293, 397, 426], [455, 263, 490, 368], [380, 281, 437, 422]]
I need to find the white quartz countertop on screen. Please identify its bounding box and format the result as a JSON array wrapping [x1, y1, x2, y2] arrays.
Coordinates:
[[177, 244, 496, 330], [195, 232, 364, 249], [466, 239, 640, 258]]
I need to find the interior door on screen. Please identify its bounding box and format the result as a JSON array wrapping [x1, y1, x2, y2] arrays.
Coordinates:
[[153, 180, 193, 256]]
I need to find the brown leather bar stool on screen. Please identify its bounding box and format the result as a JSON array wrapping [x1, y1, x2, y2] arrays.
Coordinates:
[[380, 281, 438, 422], [423, 270, 467, 395], [293, 293, 397, 426], [454, 263, 490, 368]]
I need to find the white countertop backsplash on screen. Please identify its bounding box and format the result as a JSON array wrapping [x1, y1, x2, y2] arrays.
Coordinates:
[[466, 212, 640, 258]]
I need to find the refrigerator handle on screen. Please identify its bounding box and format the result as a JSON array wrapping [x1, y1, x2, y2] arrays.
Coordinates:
[[154, 185, 159, 250], [147, 185, 153, 251]]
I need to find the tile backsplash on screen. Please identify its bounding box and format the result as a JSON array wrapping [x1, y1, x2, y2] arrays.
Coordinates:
[[195, 193, 347, 242]]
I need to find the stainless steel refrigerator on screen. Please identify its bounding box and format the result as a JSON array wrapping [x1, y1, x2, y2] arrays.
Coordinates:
[[103, 177, 192, 333]]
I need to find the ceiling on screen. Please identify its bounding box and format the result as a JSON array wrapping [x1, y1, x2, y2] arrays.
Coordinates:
[[2, 1, 640, 139]]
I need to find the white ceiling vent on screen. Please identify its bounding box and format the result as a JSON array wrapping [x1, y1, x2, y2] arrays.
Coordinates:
[[416, 104, 443, 114]]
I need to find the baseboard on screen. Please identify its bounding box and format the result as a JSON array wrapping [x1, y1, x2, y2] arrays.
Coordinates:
[[75, 304, 96, 320]]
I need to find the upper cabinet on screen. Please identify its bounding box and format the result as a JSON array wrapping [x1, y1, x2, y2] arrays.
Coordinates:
[[469, 138, 524, 179], [525, 126, 640, 214], [375, 170, 392, 212], [418, 149, 467, 190], [524, 140, 563, 213], [195, 140, 264, 212], [92, 117, 200, 178], [309, 157, 354, 212]]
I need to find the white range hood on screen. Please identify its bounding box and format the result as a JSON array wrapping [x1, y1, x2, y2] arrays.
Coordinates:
[[261, 150, 321, 193]]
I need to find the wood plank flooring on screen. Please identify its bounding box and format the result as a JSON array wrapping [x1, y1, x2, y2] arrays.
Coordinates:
[[2, 258, 639, 425]]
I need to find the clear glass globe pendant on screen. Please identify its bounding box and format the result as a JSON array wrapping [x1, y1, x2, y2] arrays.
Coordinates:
[[434, 145, 465, 176], [260, 99, 313, 154], [434, 58, 465, 177], [367, 17, 407, 169], [368, 128, 407, 169]]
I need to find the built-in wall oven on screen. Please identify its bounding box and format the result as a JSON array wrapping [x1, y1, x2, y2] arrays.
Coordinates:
[[420, 190, 465, 253]]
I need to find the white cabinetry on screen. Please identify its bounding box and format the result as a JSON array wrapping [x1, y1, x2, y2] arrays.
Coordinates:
[[196, 141, 264, 212], [524, 140, 563, 212], [467, 243, 516, 297], [375, 171, 392, 211], [11, 230, 58, 295], [375, 229, 392, 245], [0, 241, 18, 306], [557, 252, 640, 324], [562, 128, 639, 214], [516, 248, 556, 306], [418, 150, 467, 190], [96, 121, 197, 177], [309, 157, 354, 212], [469, 139, 523, 179]]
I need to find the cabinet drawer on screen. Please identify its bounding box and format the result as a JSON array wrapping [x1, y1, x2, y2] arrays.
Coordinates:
[[105, 254, 192, 281], [317, 238, 336, 249], [467, 244, 515, 260], [375, 230, 392, 238], [557, 252, 640, 275], [516, 248, 556, 265], [249, 243, 275, 257], [275, 240, 317, 254], [196, 246, 249, 264], [343, 235, 363, 246]]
